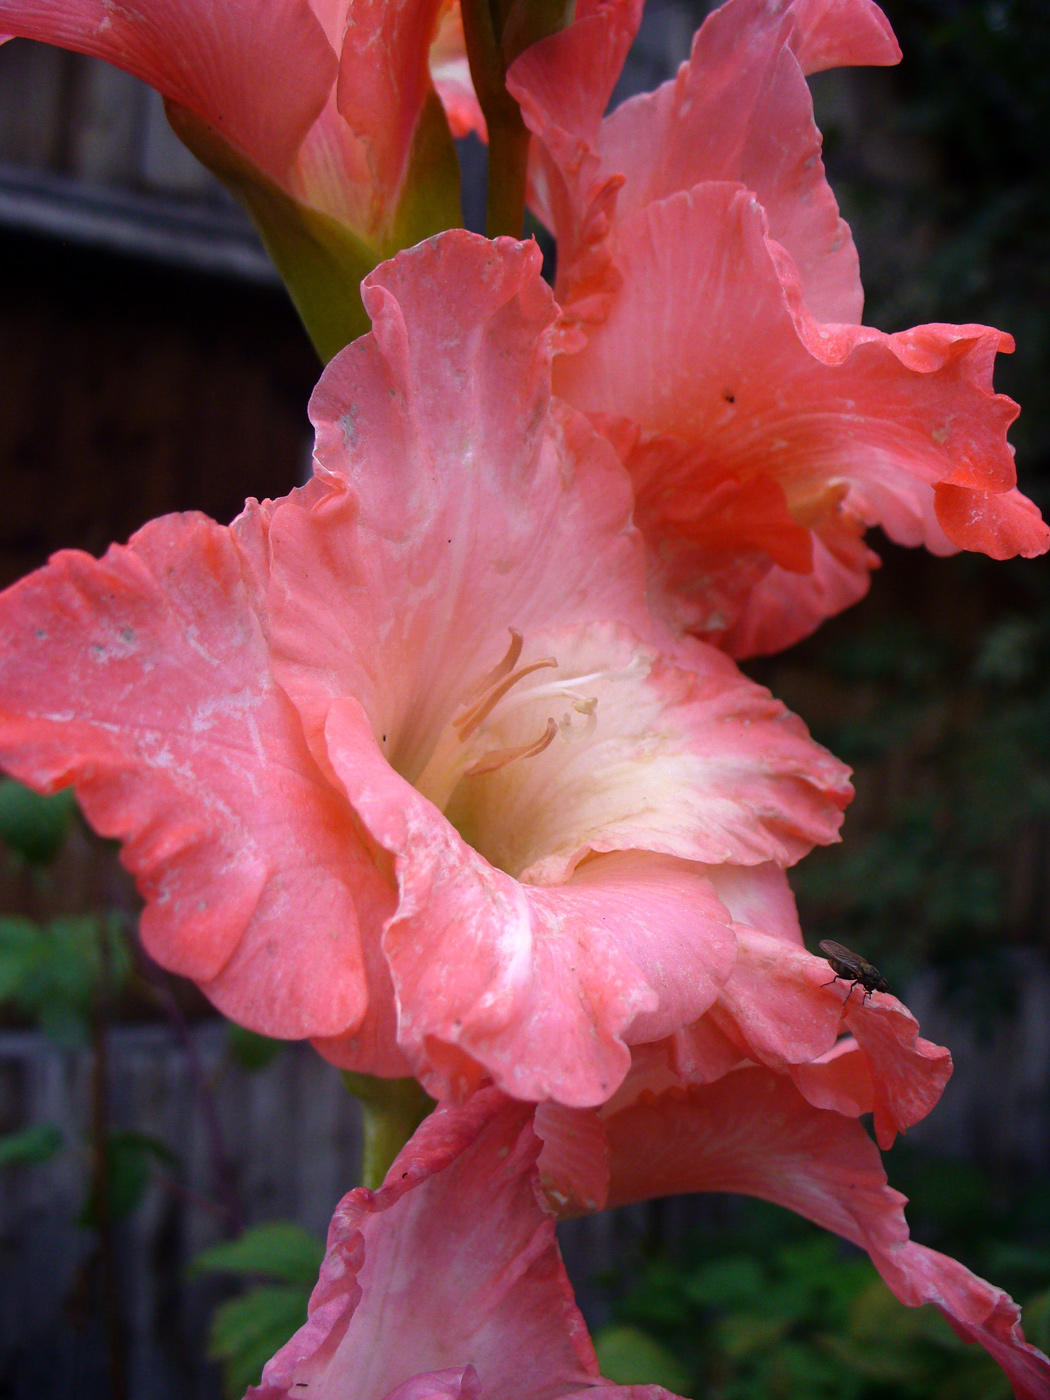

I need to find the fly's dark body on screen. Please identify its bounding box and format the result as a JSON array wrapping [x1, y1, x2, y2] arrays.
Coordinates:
[[818, 939, 888, 1003]]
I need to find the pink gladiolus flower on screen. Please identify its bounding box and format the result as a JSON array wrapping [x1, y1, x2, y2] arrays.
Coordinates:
[[509, 0, 1050, 655], [252, 1084, 1050, 1400], [249, 1088, 680, 1400], [0, 231, 852, 1106], [0, 0, 480, 339]]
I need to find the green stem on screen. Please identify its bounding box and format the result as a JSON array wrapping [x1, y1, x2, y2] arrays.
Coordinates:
[[459, 0, 530, 239], [485, 107, 531, 239], [342, 1073, 434, 1190]]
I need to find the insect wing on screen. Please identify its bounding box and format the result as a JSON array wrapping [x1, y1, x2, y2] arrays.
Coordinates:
[[818, 939, 863, 977]]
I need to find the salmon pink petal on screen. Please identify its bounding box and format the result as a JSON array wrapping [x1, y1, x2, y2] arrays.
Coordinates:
[[555, 185, 1048, 652], [380, 1368, 480, 1400], [534, 1101, 610, 1215], [787, 1035, 875, 1118], [0, 0, 337, 183], [0, 512, 375, 1040], [706, 928, 845, 1067], [843, 996, 953, 1149], [720, 520, 878, 655], [429, 0, 485, 139], [935, 482, 1050, 559], [336, 0, 451, 207], [321, 694, 738, 1104], [699, 861, 804, 945], [510, 0, 897, 324], [252, 1088, 686, 1400], [601, 1071, 1050, 1399], [506, 0, 643, 328], [270, 235, 650, 778], [657, 920, 951, 1137], [262, 232, 849, 1104]]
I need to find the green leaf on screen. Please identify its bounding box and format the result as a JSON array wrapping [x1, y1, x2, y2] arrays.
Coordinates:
[[717, 1311, 792, 1362], [1017, 1287, 1050, 1356], [166, 98, 461, 366], [593, 1325, 692, 1396], [686, 1255, 765, 1308], [81, 1130, 178, 1226], [208, 1284, 310, 1399], [0, 917, 45, 1002], [0, 780, 76, 863], [13, 914, 132, 1047], [0, 1122, 63, 1165], [226, 1023, 285, 1071], [192, 1221, 325, 1285]]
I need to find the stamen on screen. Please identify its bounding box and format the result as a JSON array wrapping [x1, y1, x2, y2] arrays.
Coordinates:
[[453, 657, 558, 740], [461, 628, 524, 706], [465, 718, 558, 777]]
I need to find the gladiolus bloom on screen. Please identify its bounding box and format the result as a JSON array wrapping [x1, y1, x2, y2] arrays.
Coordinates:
[[253, 1084, 1050, 1400], [0, 0, 483, 356], [509, 0, 1050, 654], [250, 1089, 679, 1400], [0, 232, 851, 1106]]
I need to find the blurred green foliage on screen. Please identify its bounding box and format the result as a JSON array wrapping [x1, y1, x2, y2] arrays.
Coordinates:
[[0, 779, 77, 865], [0, 912, 131, 1046], [80, 1130, 179, 1227], [780, 558, 1050, 1001], [192, 1221, 326, 1398], [0, 1122, 63, 1166], [594, 1151, 1050, 1398]]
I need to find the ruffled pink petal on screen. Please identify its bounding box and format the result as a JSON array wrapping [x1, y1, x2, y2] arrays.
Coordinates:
[[0, 0, 337, 183], [554, 185, 1047, 651], [784, 0, 899, 74], [440, 622, 850, 882], [285, 88, 378, 232], [719, 518, 878, 656], [321, 695, 739, 1104], [336, 0, 448, 206], [534, 1101, 611, 1215], [310, 886, 415, 1079], [843, 995, 953, 1149], [506, 0, 642, 328], [265, 232, 850, 1106], [935, 482, 1050, 559], [698, 861, 804, 946], [658, 924, 951, 1141], [381, 1367, 481, 1400], [252, 1088, 619, 1400], [0, 511, 376, 1040], [274, 232, 650, 775], [706, 928, 846, 1067], [601, 1071, 1050, 1400], [787, 1035, 875, 1118], [783, 1017, 951, 1150], [511, 0, 897, 325]]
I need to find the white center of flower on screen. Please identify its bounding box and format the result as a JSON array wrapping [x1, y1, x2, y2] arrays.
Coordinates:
[[410, 626, 655, 880], [412, 629, 602, 810]]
